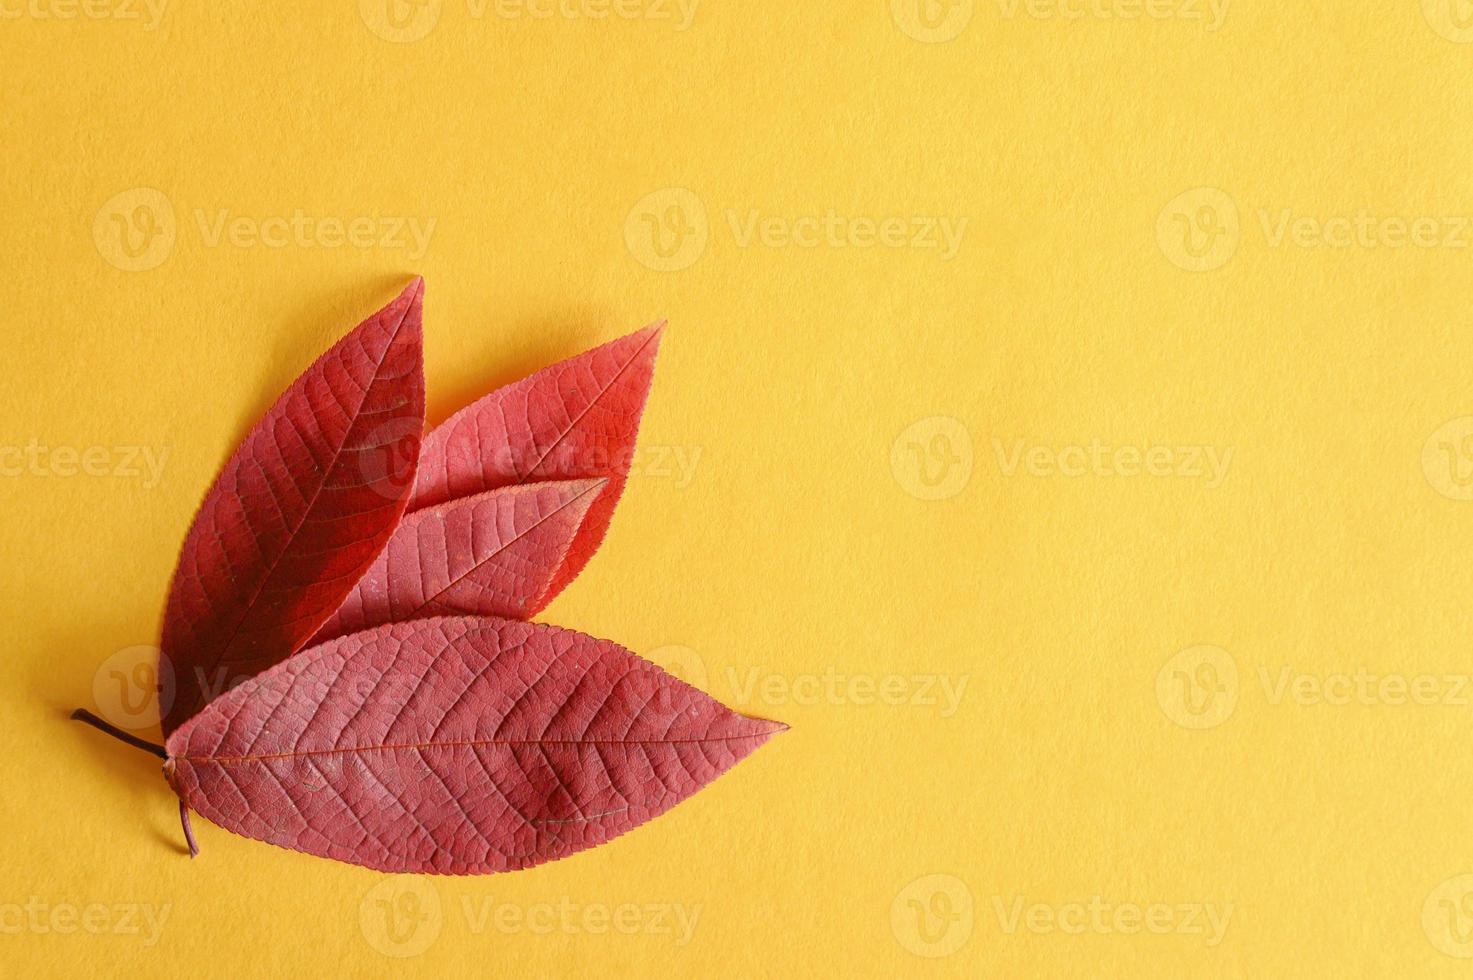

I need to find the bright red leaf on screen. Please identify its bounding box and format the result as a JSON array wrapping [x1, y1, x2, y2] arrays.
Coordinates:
[[309, 479, 605, 644], [409, 323, 663, 606], [164, 616, 784, 874], [157, 280, 426, 734]]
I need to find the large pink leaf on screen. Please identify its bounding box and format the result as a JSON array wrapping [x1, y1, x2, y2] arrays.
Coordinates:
[[410, 323, 663, 606], [164, 617, 784, 873], [308, 479, 605, 645], [158, 280, 426, 735]]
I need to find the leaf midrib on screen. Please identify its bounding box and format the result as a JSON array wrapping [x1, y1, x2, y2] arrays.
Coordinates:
[[185, 731, 777, 766], [203, 291, 420, 675]]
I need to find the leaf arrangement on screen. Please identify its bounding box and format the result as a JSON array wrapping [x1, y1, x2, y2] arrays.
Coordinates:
[[74, 280, 784, 874]]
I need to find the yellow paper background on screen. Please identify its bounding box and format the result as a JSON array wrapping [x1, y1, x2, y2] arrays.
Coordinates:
[[6, 2, 1473, 975]]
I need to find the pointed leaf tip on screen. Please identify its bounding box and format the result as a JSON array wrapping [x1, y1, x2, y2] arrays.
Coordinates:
[[308, 477, 609, 644], [407, 320, 666, 607]]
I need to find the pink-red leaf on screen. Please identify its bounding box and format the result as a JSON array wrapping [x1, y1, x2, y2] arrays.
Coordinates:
[[410, 324, 662, 606], [308, 479, 605, 645], [158, 280, 426, 735], [164, 617, 784, 874]]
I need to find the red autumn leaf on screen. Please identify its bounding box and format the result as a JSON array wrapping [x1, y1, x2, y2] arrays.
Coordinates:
[[409, 323, 663, 608], [308, 479, 605, 645], [157, 280, 426, 735], [163, 616, 784, 874]]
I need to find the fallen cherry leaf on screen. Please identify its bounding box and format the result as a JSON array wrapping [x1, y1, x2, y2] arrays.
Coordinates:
[[410, 323, 663, 606], [164, 616, 784, 874], [308, 479, 605, 645], [158, 280, 425, 734]]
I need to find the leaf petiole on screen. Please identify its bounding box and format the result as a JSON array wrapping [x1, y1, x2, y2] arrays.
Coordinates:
[[69, 708, 167, 759], [179, 801, 199, 858], [71, 710, 199, 857]]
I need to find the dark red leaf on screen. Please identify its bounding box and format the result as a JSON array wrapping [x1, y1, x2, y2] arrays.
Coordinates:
[[308, 479, 605, 644], [409, 324, 662, 606], [164, 617, 784, 873], [158, 280, 426, 735]]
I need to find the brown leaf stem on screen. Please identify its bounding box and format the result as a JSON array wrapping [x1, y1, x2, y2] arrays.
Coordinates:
[[179, 800, 199, 858], [70, 708, 167, 759]]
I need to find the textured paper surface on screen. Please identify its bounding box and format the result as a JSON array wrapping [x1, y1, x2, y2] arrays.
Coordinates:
[[7, 4, 1473, 977]]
